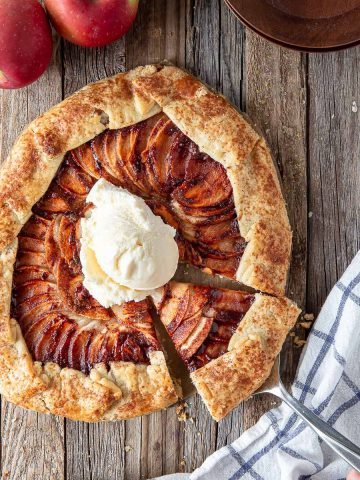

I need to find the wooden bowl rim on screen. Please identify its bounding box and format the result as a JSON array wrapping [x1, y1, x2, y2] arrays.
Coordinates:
[[225, 0, 360, 52]]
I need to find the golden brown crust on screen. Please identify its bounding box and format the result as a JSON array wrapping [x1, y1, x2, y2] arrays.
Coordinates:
[[0, 320, 48, 402], [191, 294, 300, 421], [100, 351, 179, 420], [19, 351, 177, 422], [21, 362, 121, 422], [1, 318, 177, 421], [0, 241, 17, 343], [238, 220, 292, 296], [0, 64, 293, 421]]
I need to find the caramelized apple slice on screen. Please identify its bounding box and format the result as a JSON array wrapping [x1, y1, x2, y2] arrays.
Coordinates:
[[100, 129, 135, 192], [195, 219, 240, 244], [173, 161, 232, 211], [158, 283, 254, 372], [111, 129, 141, 193], [146, 200, 179, 230], [168, 133, 196, 187], [172, 199, 236, 227], [51, 320, 78, 368], [195, 238, 245, 259], [21, 215, 50, 241], [86, 331, 109, 366], [24, 313, 60, 358], [17, 298, 61, 332], [171, 312, 213, 359], [113, 116, 159, 195], [67, 328, 95, 372], [71, 142, 103, 180], [162, 284, 210, 336], [143, 115, 179, 195], [57, 215, 81, 270], [202, 256, 241, 278], [33, 315, 68, 362], [14, 280, 56, 304], [18, 236, 44, 253], [57, 159, 95, 196], [57, 261, 112, 321], [13, 265, 54, 285], [90, 133, 125, 186], [212, 288, 253, 314]]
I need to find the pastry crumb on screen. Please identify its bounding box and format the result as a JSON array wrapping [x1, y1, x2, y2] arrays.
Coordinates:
[[303, 313, 314, 321], [176, 401, 189, 422], [299, 321, 312, 329], [124, 445, 132, 453], [294, 336, 307, 347]]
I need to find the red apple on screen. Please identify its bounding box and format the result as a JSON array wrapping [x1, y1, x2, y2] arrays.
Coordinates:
[[44, 0, 139, 48], [0, 0, 53, 89]]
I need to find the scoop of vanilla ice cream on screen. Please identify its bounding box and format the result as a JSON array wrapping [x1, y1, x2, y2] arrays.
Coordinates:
[[80, 179, 179, 308]]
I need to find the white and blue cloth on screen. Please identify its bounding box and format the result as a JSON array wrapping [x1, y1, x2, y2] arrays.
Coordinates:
[[155, 252, 360, 480]]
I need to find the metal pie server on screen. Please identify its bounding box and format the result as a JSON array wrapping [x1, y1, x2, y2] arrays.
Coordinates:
[[254, 355, 360, 471]]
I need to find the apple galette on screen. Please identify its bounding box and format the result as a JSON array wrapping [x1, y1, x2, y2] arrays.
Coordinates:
[[0, 65, 300, 421]]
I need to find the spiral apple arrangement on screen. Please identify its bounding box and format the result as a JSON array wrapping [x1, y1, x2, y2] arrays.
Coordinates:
[[0, 0, 139, 89]]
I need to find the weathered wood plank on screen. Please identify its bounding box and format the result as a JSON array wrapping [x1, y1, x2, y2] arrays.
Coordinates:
[[219, 2, 245, 111], [65, 419, 127, 480], [181, 0, 222, 470], [63, 38, 126, 96], [307, 48, 360, 315], [126, 0, 185, 69], [243, 31, 307, 428], [185, 0, 221, 88], [62, 37, 127, 480], [216, 2, 247, 448], [125, 2, 186, 477], [0, 42, 65, 480]]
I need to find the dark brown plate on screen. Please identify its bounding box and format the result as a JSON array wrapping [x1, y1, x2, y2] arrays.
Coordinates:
[[225, 0, 360, 52]]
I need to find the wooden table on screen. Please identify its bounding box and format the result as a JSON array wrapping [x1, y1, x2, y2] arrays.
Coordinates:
[[1, 1, 359, 478]]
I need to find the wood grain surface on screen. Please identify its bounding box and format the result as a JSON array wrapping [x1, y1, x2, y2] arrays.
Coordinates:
[[1, 1, 360, 479]]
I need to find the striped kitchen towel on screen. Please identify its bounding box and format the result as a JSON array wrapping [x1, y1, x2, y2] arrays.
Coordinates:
[[154, 251, 360, 480]]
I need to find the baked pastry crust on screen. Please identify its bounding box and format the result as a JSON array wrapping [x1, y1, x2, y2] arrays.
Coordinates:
[[0, 64, 293, 421], [157, 282, 300, 421], [191, 293, 300, 420]]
